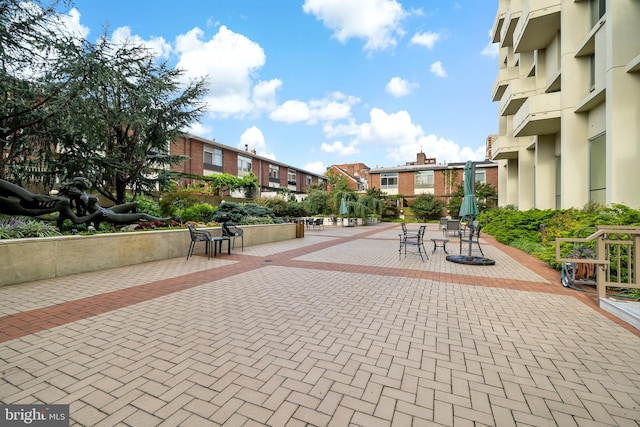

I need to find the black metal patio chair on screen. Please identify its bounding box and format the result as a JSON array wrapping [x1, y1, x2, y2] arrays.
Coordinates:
[[187, 224, 212, 259], [222, 222, 244, 251], [399, 224, 428, 261]]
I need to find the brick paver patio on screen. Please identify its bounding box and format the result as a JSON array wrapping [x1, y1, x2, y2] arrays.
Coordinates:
[[1, 223, 639, 426]]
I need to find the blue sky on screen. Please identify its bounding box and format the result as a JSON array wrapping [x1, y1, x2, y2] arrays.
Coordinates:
[[59, 0, 499, 174]]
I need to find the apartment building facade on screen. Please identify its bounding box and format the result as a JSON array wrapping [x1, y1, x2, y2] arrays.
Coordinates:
[[492, 0, 640, 209], [170, 135, 326, 198], [369, 152, 498, 207]]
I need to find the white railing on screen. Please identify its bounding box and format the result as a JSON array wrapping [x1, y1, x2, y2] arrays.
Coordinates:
[[556, 226, 640, 301]]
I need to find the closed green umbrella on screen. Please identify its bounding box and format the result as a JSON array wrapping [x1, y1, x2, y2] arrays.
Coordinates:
[[339, 197, 348, 216], [459, 161, 479, 220], [459, 161, 478, 257]]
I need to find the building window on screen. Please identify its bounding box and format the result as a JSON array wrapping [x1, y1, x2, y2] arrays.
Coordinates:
[[204, 148, 222, 167], [381, 173, 398, 189], [589, 54, 595, 91], [306, 175, 312, 186], [590, 0, 605, 27], [238, 155, 252, 176], [414, 170, 434, 188], [269, 164, 279, 179], [555, 155, 561, 209], [288, 169, 296, 184], [474, 169, 486, 185], [589, 134, 606, 204]]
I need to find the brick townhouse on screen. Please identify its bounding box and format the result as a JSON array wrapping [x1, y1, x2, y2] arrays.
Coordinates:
[[170, 134, 326, 198]]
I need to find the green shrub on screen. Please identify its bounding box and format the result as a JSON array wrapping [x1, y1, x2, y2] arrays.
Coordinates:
[[211, 202, 245, 223], [303, 189, 331, 215], [285, 201, 308, 218], [180, 203, 215, 223], [409, 194, 445, 221], [159, 190, 200, 217], [243, 203, 276, 219], [133, 194, 161, 217], [479, 203, 640, 272]]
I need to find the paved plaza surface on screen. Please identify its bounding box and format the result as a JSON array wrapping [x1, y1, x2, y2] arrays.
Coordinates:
[[1, 223, 640, 426]]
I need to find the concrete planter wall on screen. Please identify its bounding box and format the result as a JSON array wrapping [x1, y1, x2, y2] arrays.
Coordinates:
[[0, 223, 296, 287]]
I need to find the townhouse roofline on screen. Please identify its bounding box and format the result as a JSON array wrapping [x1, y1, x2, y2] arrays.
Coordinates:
[[370, 160, 497, 173], [182, 133, 327, 179]]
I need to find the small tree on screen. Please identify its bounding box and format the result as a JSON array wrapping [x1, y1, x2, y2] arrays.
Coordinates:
[[410, 194, 445, 221], [448, 182, 498, 216], [475, 182, 498, 210], [303, 188, 331, 216]]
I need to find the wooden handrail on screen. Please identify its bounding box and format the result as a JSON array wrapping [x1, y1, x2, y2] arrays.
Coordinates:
[[555, 228, 608, 265], [555, 225, 640, 301]]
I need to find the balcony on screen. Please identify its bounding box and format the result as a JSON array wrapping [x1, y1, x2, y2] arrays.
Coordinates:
[[499, 77, 536, 117], [513, 0, 561, 53], [626, 54, 640, 73], [492, 67, 519, 102], [491, 1, 509, 43], [491, 136, 520, 160], [575, 17, 605, 57], [575, 87, 605, 113], [500, 0, 523, 48], [513, 92, 561, 137]]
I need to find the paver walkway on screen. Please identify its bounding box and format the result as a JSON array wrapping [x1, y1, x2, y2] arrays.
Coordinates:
[[1, 223, 639, 426]]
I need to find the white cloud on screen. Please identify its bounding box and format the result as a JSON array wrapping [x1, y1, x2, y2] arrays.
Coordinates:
[[481, 30, 499, 58], [323, 119, 360, 138], [303, 161, 326, 175], [238, 126, 276, 160], [58, 8, 90, 40], [271, 92, 359, 124], [175, 26, 269, 118], [186, 122, 214, 139], [320, 140, 359, 156], [110, 26, 172, 60], [252, 79, 282, 113], [302, 0, 407, 51], [385, 77, 418, 98], [430, 61, 447, 77], [357, 108, 423, 145], [239, 126, 265, 151], [410, 31, 441, 49], [270, 100, 311, 123], [324, 107, 485, 165]]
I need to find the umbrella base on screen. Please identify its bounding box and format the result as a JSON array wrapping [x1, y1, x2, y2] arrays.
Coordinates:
[[446, 255, 495, 266]]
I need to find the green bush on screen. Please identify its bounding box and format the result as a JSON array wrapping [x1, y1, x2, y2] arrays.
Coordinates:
[[243, 203, 276, 219], [132, 194, 162, 217], [478, 203, 640, 271], [303, 189, 331, 215], [409, 194, 445, 221], [285, 201, 308, 218], [159, 190, 200, 217], [179, 203, 215, 223], [211, 202, 245, 223]]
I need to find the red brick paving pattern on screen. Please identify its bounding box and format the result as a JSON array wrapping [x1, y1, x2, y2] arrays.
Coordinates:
[[0, 224, 637, 343], [2, 223, 640, 426]]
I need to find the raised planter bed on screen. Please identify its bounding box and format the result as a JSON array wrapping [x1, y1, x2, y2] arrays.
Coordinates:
[[0, 223, 296, 287]]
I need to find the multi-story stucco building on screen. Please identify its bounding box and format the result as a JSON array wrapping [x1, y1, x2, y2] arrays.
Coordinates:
[[491, 0, 640, 209], [170, 134, 326, 199]]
